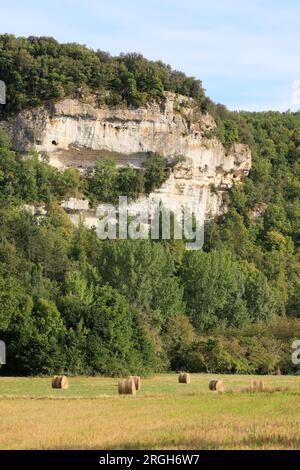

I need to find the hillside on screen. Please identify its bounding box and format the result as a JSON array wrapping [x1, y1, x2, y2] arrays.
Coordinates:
[[0, 35, 299, 377]]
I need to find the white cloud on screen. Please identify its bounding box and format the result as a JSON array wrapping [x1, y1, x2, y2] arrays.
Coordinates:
[[0, 0, 299, 110]]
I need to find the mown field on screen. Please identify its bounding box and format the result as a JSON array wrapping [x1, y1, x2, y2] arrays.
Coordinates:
[[1, 374, 300, 450]]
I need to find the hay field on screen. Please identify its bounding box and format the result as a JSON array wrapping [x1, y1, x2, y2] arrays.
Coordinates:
[[1, 374, 300, 449]]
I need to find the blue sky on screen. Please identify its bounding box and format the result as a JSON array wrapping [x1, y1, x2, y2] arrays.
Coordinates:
[[1, 0, 300, 111]]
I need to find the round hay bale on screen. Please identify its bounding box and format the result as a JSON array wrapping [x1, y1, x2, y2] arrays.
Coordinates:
[[118, 378, 136, 395], [118, 380, 126, 395], [51, 375, 58, 388], [126, 378, 136, 395], [258, 380, 265, 392], [209, 379, 218, 391], [209, 379, 224, 392], [129, 375, 141, 391], [250, 379, 258, 391], [60, 376, 69, 389], [52, 375, 69, 389], [178, 373, 191, 384], [209, 379, 216, 391], [250, 379, 256, 391]]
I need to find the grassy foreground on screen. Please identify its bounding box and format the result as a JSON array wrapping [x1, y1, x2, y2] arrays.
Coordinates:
[[1, 374, 300, 449]]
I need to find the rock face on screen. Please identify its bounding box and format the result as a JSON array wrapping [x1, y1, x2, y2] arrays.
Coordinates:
[[2, 92, 251, 221]]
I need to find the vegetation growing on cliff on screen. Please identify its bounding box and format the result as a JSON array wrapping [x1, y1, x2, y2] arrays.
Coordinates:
[[85, 154, 169, 204], [0, 34, 252, 149], [0, 34, 208, 115]]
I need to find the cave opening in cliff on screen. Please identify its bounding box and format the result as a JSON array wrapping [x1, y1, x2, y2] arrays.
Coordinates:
[[52, 140, 58, 146]]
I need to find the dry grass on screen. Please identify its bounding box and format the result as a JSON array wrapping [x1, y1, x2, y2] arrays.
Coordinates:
[[0, 374, 300, 449], [241, 385, 291, 393]]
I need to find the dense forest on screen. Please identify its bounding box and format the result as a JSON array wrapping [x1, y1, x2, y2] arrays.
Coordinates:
[[0, 36, 299, 376]]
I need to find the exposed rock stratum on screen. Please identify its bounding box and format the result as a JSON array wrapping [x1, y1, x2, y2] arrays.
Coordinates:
[[1, 92, 251, 228]]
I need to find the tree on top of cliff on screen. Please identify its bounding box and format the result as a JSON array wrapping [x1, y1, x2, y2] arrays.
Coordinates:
[[0, 34, 207, 115]]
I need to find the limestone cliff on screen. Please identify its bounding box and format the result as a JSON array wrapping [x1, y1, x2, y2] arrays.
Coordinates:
[[1, 92, 251, 224]]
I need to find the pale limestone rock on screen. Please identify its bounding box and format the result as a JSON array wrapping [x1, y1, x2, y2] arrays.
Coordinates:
[[248, 203, 268, 221], [1, 92, 251, 222], [21, 204, 47, 216], [61, 198, 90, 212]]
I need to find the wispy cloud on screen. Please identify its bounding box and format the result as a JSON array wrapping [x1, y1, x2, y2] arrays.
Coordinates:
[[0, 0, 299, 110]]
